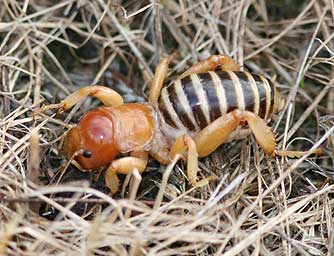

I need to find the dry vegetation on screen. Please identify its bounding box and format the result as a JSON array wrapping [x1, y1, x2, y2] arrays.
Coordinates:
[[1, 0, 334, 255]]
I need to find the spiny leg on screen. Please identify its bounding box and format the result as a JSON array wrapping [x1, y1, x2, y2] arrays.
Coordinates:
[[167, 110, 304, 187], [43, 85, 124, 112], [105, 151, 148, 195], [275, 149, 322, 158], [169, 134, 199, 186], [175, 109, 320, 182], [178, 54, 240, 79], [148, 57, 170, 104], [233, 111, 320, 157], [240, 111, 276, 155], [232, 111, 321, 157], [168, 112, 245, 186], [195, 109, 317, 158]]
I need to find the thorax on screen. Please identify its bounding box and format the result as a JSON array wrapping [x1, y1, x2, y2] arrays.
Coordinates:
[[108, 103, 156, 153]]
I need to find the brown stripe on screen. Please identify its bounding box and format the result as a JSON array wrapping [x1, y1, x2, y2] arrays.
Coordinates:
[[234, 71, 255, 113], [198, 73, 221, 121], [191, 74, 211, 125], [168, 80, 196, 131], [267, 77, 276, 115], [244, 72, 260, 115], [226, 71, 245, 110], [259, 75, 272, 119], [181, 76, 209, 129], [209, 71, 227, 116], [160, 87, 185, 129], [218, 71, 238, 113], [158, 94, 177, 128], [252, 74, 267, 119]]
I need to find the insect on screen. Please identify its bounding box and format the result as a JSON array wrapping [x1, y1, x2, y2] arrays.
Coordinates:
[[52, 54, 316, 194]]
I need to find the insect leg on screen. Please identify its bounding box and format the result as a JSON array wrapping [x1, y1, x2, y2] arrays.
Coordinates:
[[60, 85, 124, 110], [242, 111, 322, 157], [169, 111, 243, 185], [193, 110, 242, 157], [40, 85, 124, 113], [105, 151, 148, 195], [195, 109, 320, 159], [150, 148, 170, 165], [178, 54, 240, 79], [192, 109, 275, 158], [275, 149, 322, 158], [239, 110, 276, 155], [169, 134, 199, 186], [149, 57, 170, 104]]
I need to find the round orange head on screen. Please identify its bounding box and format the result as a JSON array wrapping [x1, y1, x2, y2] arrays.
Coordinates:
[[64, 108, 119, 169]]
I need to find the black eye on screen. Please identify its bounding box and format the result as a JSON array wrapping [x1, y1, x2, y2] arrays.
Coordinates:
[[83, 150, 92, 158]]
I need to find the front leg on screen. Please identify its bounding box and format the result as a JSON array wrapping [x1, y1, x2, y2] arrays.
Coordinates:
[[43, 85, 124, 112], [105, 151, 148, 195]]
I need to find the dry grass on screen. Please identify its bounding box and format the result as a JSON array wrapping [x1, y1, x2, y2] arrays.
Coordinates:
[[1, 0, 334, 255]]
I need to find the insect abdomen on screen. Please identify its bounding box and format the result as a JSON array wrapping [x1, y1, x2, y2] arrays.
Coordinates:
[[158, 70, 276, 131]]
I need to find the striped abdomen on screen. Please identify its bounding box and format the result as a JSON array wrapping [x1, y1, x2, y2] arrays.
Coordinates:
[[158, 70, 277, 132]]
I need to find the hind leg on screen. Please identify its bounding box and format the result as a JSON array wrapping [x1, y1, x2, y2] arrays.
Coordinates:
[[194, 110, 276, 157], [194, 109, 320, 158], [172, 110, 274, 184], [168, 109, 320, 187], [178, 54, 240, 79]]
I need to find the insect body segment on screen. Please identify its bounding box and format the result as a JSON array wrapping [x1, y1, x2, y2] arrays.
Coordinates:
[[158, 70, 277, 134], [64, 103, 154, 170], [64, 108, 118, 169]]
